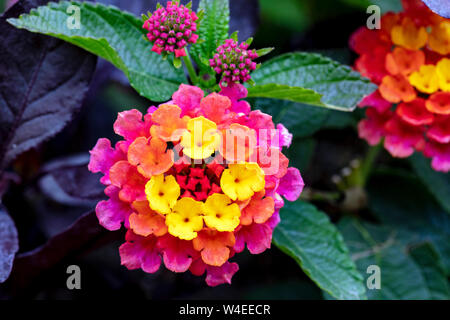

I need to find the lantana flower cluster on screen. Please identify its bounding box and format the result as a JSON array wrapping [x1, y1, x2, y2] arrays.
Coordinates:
[[143, 0, 199, 58], [210, 38, 259, 84], [88, 83, 304, 286], [351, 0, 450, 172]]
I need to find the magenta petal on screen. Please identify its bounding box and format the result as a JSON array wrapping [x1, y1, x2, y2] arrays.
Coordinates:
[[234, 223, 272, 254], [88, 138, 124, 184], [172, 84, 204, 117], [219, 83, 251, 114], [96, 186, 133, 231], [205, 262, 239, 287], [158, 235, 194, 272], [425, 142, 450, 173], [358, 90, 392, 113], [119, 231, 161, 273], [277, 123, 293, 148], [277, 167, 304, 201], [114, 109, 150, 141], [119, 242, 142, 270], [141, 250, 162, 273]]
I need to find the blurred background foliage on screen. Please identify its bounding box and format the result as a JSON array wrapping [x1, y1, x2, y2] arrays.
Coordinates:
[[0, 0, 448, 300]]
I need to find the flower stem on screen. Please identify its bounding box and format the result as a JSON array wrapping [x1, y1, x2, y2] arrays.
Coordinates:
[[183, 53, 198, 85], [358, 143, 382, 187]]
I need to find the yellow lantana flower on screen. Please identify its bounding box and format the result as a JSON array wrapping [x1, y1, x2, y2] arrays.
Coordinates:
[[165, 197, 204, 240], [391, 17, 428, 50], [181, 116, 220, 159], [220, 163, 265, 201], [409, 65, 440, 94], [436, 58, 450, 92], [145, 174, 180, 215], [429, 21, 450, 55], [203, 193, 241, 232]]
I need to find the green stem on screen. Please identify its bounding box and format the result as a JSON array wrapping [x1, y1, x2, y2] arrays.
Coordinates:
[[358, 143, 382, 187], [182, 53, 198, 85]]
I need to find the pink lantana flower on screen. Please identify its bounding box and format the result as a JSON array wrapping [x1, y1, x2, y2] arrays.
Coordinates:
[[88, 83, 304, 286], [143, 0, 199, 58]]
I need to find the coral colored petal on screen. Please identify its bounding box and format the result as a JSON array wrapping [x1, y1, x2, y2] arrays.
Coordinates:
[[200, 92, 231, 124], [193, 230, 235, 267], [172, 84, 204, 117], [240, 191, 275, 225], [426, 92, 450, 115], [128, 137, 174, 178], [129, 200, 167, 237], [114, 109, 150, 141], [109, 160, 147, 203], [379, 74, 416, 103]]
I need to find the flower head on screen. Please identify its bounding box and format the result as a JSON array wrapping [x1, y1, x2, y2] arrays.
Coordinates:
[[143, 0, 199, 58], [88, 83, 304, 286], [351, 0, 450, 172], [210, 38, 259, 84]]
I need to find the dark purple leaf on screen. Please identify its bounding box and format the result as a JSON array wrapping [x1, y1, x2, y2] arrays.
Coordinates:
[[422, 0, 450, 18], [7, 210, 122, 290], [38, 154, 106, 207], [0, 0, 97, 171], [0, 205, 19, 283]]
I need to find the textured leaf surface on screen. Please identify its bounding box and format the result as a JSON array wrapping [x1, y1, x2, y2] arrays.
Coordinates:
[[0, 206, 19, 283], [248, 52, 376, 111], [191, 0, 229, 70], [339, 219, 450, 300], [273, 201, 367, 300], [7, 1, 186, 101], [7, 210, 121, 290], [409, 153, 450, 214], [0, 0, 97, 169], [367, 170, 450, 275], [38, 154, 106, 206]]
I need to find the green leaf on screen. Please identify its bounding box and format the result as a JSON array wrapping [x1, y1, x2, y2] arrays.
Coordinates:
[[250, 98, 357, 138], [255, 47, 274, 58], [338, 219, 450, 300], [191, 0, 229, 70], [367, 170, 450, 275], [409, 153, 450, 214], [273, 201, 367, 300], [247, 52, 377, 111], [7, 1, 186, 101]]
